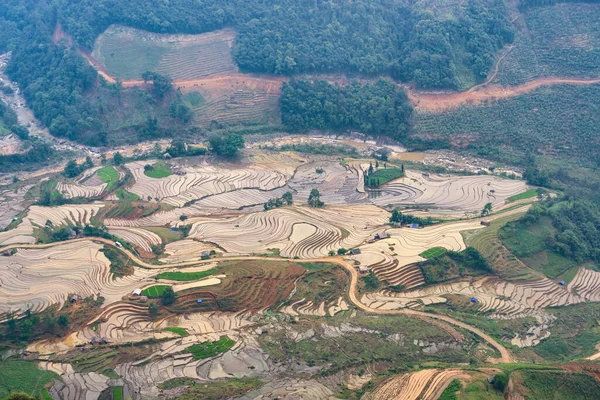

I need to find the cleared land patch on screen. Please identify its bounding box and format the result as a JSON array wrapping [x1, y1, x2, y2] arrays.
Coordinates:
[[92, 25, 238, 81]]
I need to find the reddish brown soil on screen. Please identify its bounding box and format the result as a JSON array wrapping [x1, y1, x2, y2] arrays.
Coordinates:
[[166, 260, 306, 313]]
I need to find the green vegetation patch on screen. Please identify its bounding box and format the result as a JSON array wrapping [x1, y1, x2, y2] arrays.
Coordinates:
[[116, 188, 140, 201], [531, 302, 600, 361], [156, 269, 216, 281], [420, 247, 447, 259], [164, 327, 189, 336], [160, 377, 262, 400], [96, 166, 120, 192], [418, 247, 491, 284], [500, 215, 576, 278], [507, 189, 538, 202], [412, 84, 600, 164], [438, 379, 461, 400], [183, 92, 205, 107], [365, 168, 404, 188], [495, 3, 600, 86], [0, 361, 59, 398], [144, 161, 172, 178], [187, 336, 235, 359], [101, 246, 135, 277], [516, 370, 600, 400], [141, 285, 171, 298], [112, 386, 124, 400]]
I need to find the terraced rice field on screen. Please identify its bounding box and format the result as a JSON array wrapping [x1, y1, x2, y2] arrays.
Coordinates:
[[363, 368, 468, 400], [167, 260, 306, 313], [350, 219, 487, 288], [0, 241, 156, 319], [361, 268, 600, 317], [188, 205, 388, 258], [92, 26, 238, 80], [107, 226, 162, 252], [39, 362, 109, 400], [184, 83, 281, 127], [369, 170, 527, 214], [56, 181, 106, 199], [0, 184, 32, 229], [124, 160, 288, 207]]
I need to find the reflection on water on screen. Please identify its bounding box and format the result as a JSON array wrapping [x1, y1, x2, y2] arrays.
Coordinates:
[[367, 190, 383, 199]]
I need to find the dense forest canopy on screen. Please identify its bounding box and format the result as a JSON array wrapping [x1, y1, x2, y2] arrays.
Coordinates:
[[51, 0, 511, 90], [280, 79, 412, 141]]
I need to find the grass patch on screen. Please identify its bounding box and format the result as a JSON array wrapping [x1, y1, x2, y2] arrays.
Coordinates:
[[187, 336, 235, 359], [438, 379, 461, 400], [507, 189, 538, 202], [42, 389, 53, 400], [0, 361, 59, 398], [156, 269, 216, 281], [112, 386, 123, 400], [116, 188, 139, 201], [144, 226, 182, 243], [420, 247, 446, 259], [164, 327, 188, 336], [365, 168, 404, 188], [144, 161, 172, 178], [141, 285, 171, 298], [501, 216, 576, 278], [159, 377, 262, 400], [96, 166, 119, 192]]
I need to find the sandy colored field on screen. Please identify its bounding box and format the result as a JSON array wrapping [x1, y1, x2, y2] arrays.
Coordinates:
[[0, 241, 158, 318], [370, 170, 527, 213], [107, 226, 162, 253], [188, 204, 389, 258], [363, 368, 469, 400], [124, 159, 290, 207]]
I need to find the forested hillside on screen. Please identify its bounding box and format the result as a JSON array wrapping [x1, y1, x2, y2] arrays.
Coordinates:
[[281, 79, 412, 141], [56, 0, 512, 90]]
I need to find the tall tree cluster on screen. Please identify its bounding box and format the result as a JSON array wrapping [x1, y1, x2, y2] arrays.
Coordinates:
[[280, 79, 412, 141]]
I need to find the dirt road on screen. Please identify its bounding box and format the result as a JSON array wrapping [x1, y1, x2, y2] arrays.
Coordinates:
[[0, 236, 513, 363]]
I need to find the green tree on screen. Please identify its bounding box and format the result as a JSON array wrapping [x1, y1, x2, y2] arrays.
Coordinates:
[[208, 133, 245, 157], [161, 287, 176, 306], [58, 314, 69, 328], [481, 202, 493, 217], [282, 191, 293, 205], [308, 188, 324, 208], [148, 304, 158, 318], [63, 159, 80, 178], [113, 152, 124, 166], [390, 208, 402, 223]]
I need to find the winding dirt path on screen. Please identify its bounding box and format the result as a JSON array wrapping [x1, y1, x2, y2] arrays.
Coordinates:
[[0, 237, 513, 363], [406, 77, 600, 112]]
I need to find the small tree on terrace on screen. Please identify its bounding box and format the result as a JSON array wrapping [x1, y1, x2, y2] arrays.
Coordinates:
[[282, 191, 293, 205], [308, 188, 324, 208], [390, 208, 402, 224], [161, 287, 176, 306], [481, 202, 493, 217]]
